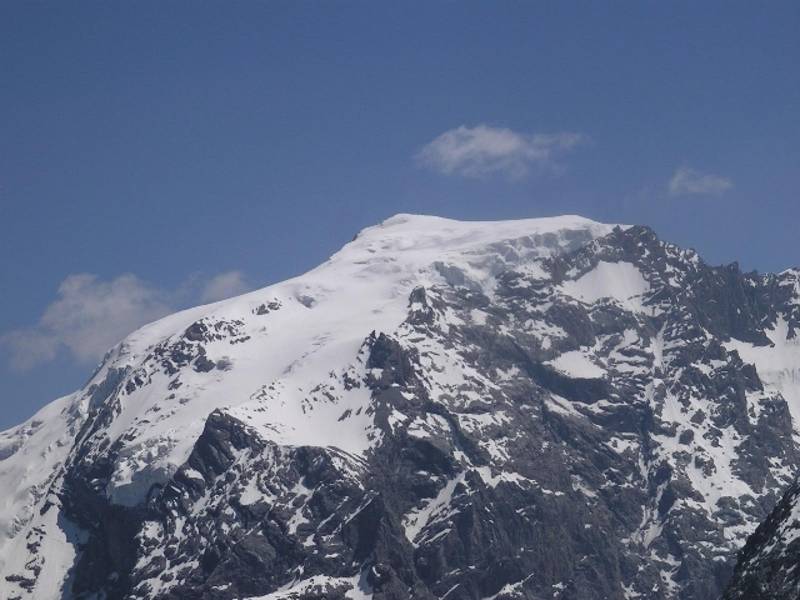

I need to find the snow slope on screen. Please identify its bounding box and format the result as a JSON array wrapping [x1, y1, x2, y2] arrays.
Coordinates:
[[560, 260, 651, 311]]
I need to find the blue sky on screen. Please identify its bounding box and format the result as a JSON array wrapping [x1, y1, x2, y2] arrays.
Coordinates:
[[1, 2, 798, 428]]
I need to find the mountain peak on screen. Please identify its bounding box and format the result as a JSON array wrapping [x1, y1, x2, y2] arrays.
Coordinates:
[[337, 213, 620, 282], [3, 214, 800, 600], [359, 212, 617, 247]]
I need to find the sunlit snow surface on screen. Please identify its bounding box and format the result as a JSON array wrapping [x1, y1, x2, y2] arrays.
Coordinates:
[[560, 260, 650, 311], [546, 350, 606, 379]]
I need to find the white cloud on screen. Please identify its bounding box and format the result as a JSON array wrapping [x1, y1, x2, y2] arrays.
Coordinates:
[[1, 270, 255, 371], [1, 274, 170, 370], [668, 166, 733, 196], [200, 270, 251, 303], [416, 124, 587, 179], [0, 330, 60, 372]]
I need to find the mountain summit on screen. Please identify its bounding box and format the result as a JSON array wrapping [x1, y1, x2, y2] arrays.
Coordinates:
[[1, 214, 799, 600]]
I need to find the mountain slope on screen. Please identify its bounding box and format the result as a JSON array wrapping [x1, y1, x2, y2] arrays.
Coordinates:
[[1, 214, 798, 600]]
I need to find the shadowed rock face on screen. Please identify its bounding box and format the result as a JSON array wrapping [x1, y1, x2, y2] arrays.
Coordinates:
[[2, 217, 800, 600], [723, 480, 800, 600]]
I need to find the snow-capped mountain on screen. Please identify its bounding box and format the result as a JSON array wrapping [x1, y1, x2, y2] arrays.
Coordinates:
[[1, 214, 799, 600]]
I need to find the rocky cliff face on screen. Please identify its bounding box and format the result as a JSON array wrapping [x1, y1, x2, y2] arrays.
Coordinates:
[[723, 479, 800, 599], [1, 214, 799, 600]]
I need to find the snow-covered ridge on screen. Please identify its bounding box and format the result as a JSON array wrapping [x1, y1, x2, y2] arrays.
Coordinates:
[[117, 214, 617, 358]]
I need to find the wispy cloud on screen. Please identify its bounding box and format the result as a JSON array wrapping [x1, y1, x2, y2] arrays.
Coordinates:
[[416, 124, 587, 179], [200, 270, 251, 303], [1, 270, 255, 371], [668, 166, 733, 197], [1, 274, 170, 370]]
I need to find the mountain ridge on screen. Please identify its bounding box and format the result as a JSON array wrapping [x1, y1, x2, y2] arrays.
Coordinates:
[[1, 213, 798, 600]]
